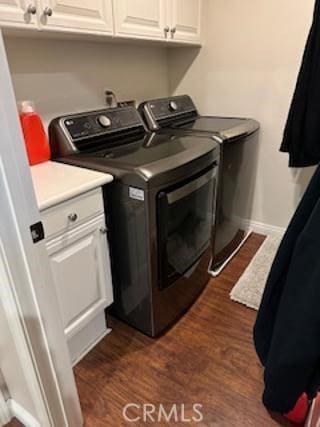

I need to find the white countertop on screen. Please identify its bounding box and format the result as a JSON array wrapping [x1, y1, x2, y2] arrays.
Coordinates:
[[31, 161, 113, 211]]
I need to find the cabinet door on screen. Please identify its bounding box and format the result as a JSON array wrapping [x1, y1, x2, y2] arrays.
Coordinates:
[[169, 0, 201, 43], [47, 215, 113, 339], [113, 0, 168, 41], [0, 0, 37, 28], [39, 0, 114, 34]]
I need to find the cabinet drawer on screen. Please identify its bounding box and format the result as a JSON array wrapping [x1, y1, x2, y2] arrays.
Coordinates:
[[42, 188, 104, 239]]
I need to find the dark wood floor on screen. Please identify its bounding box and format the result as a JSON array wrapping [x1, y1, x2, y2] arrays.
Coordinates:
[[5, 234, 294, 427], [74, 234, 295, 427], [5, 419, 22, 427]]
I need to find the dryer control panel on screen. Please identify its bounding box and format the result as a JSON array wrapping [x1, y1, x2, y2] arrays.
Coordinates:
[[49, 106, 146, 157], [139, 95, 198, 130]]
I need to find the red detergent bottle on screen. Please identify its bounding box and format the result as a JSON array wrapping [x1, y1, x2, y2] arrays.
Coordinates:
[[19, 101, 50, 166]]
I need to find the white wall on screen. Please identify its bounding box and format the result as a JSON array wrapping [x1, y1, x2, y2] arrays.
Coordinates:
[[169, 0, 316, 229], [4, 1, 317, 230], [4, 36, 169, 127]]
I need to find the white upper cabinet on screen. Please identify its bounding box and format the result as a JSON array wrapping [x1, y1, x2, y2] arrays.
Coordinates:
[[38, 0, 114, 34], [113, 0, 202, 44], [0, 0, 38, 28], [113, 0, 168, 40], [169, 0, 201, 43], [0, 0, 202, 44]]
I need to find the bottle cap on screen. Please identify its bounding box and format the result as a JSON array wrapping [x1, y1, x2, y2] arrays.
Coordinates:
[[19, 100, 35, 114]]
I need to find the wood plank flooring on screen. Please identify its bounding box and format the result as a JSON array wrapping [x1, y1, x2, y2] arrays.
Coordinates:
[[73, 234, 295, 427], [5, 419, 22, 427]]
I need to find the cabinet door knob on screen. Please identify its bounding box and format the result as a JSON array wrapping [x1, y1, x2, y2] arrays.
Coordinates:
[[100, 227, 107, 234], [68, 213, 78, 222], [27, 4, 37, 14], [43, 7, 53, 17], [171, 27, 177, 36], [164, 26, 170, 37]]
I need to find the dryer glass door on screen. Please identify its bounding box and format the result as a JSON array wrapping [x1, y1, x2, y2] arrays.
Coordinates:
[[157, 163, 218, 289]]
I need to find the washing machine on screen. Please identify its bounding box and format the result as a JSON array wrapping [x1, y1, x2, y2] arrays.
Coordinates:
[[49, 106, 220, 336], [139, 95, 260, 275]]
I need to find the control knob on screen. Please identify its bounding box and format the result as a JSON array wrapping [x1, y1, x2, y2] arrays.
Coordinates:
[[169, 101, 178, 112], [97, 115, 112, 128]]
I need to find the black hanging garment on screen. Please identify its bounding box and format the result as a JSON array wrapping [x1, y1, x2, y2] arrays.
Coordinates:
[[281, 0, 320, 167], [254, 0, 320, 412], [254, 164, 320, 412]]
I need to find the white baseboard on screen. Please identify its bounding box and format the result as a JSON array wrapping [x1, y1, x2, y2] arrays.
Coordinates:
[[230, 215, 286, 236], [0, 395, 11, 426], [244, 219, 285, 236], [8, 399, 41, 427]]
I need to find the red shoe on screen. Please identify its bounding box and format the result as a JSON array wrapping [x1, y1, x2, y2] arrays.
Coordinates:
[[305, 392, 320, 427], [284, 393, 309, 424]]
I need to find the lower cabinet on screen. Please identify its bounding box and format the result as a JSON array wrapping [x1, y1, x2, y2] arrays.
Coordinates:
[[43, 188, 114, 365]]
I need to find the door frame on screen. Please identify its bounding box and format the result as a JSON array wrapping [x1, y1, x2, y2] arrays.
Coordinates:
[[0, 372, 10, 426], [0, 30, 82, 426]]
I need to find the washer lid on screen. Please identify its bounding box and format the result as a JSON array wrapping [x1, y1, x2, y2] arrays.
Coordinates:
[[139, 95, 260, 141], [78, 133, 219, 181], [66, 132, 219, 187], [168, 116, 260, 141]]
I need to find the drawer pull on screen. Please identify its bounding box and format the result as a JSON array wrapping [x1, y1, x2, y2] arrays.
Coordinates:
[[68, 213, 78, 222], [100, 227, 107, 234]]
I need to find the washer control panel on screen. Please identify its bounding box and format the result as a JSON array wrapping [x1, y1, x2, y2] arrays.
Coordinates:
[[63, 107, 144, 141]]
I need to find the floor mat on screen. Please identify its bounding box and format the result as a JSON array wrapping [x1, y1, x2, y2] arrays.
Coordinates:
[[230, 234, 282, 310]]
